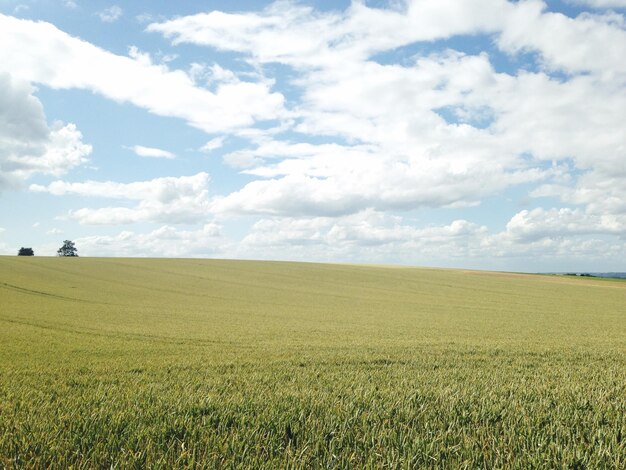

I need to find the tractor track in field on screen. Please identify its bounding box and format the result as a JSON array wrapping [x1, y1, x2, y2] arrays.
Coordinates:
[[0, 281, 103, 304], [0, 315, 243, 347]]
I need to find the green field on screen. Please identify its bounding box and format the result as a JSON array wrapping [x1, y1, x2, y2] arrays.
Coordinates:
[[1, 256, 625, 468]]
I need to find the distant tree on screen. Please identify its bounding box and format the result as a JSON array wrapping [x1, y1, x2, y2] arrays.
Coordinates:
[[57, 240, 78, 257], [17, 247, 34, 256]]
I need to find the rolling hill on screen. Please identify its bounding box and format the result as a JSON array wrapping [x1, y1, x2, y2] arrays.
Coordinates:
[[1, 256, 624, 467]]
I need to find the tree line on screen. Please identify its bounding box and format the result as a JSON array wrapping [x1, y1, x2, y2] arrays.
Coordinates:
[[17, 240, 78, 257]]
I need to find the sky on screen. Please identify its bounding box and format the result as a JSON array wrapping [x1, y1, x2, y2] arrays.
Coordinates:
[[0, 0, 625, 272]]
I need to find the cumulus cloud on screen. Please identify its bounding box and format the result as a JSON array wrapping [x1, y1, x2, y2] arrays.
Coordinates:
[[149, 0, 626, 77], [211, 161, 543, 217], [480, 208, 626, 266], [502, 208, 626, 242], [532, 171, 626, 217], [0, 73, 91, 190], [148, 0, 626, 225], [200, 137, 225, 153], [76, 223, 224, 257], [5, 2, 625, 268], [0, 13, 286, 133], [30, 172, 211, 224], [247, 211, 485, 248], [233, 209, 626, 270], [130, 145, 176, 159], [497, 1, 626, 77], [234, 210, 489, 263], [97, 5, 123, 23], [147, 0, 509, 66], [570, 1, 626, 8]]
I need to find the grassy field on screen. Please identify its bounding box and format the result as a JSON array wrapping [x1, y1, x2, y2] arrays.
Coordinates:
[[0, 256, 624, 468]]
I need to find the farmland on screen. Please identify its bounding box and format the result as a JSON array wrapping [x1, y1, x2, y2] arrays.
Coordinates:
[[0, 256, 625, 468]]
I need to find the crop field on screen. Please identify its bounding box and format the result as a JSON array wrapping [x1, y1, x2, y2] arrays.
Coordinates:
[[0, 256, 625, 468]]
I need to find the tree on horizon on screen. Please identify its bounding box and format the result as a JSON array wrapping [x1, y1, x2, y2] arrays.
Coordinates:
[[57, 240, 78, 257], [17, 247, 34, 256]]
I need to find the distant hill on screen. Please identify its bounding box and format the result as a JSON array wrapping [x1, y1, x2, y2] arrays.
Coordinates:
[[591, 272, 626, 279], [557, 272, 626, 279]]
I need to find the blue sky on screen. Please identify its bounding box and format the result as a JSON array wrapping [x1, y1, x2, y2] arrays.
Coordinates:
[[0, 0, 625, 271]]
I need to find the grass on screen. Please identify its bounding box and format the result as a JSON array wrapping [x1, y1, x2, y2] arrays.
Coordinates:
[[0, 256, 624, 468]]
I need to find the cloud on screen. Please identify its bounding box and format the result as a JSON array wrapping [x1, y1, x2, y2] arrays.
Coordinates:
[[569, 0, 626, 8], [97, 5, 123, 23], [76, 223, 224, 257], [532, 170, 626, 217], [130, 145, 176, 159], [0, 73, 91, 191], [147, 0, 509, 67], [30, 172, 211, 224], [228, 210, 491, 263], [479, 208, 626, 265], [497, 2, 626, 77], [150, 0, 626, 77], [136, 13, 165, 24], [502, 208, 626, 242], [148, 1, 626, 224], [211, 158, 543, 217], [200, 136, 225, 153], [0, 13, 286, 133], [232, 208, 626, 270], [243, 210, 485, 248], [5, 1, 625, 268]]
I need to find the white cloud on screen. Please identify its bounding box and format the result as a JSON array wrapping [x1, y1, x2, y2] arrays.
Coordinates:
[[151, 0, 625, 79], [76, 223, 224, 257], [246, 211, 485, 248], [0, 13, 286, 134], [502, 208, 626, 242], [5, 2, 625, 268], [30, 172, 211, 224], [234, 210, 490, 263], [232, 208, 626, 270], [189, 63, 241, 87], [212, 111, 548, 215], [46, 228, 64, 235], [570, 1, 626, 8], [147, 0, 509, 67], [97, 5, 123, 23], [480, 208, 626, 266], [200, 136, 225, 153], [533, 174, 625, 211], [130, 145, 176, 159], [497, 2, 626, 78], [0, 73, 91, 190], [149, 1, 626, 225]]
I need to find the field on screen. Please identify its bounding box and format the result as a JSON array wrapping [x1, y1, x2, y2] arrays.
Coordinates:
[[0, 256, 625, 468]]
